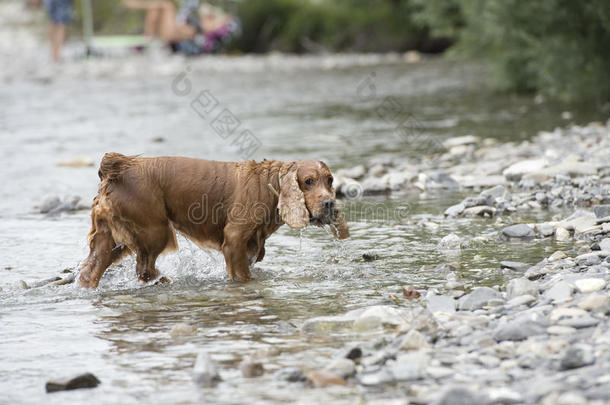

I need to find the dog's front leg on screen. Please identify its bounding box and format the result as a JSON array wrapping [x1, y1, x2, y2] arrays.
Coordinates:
[[221, 224, 252, 282]]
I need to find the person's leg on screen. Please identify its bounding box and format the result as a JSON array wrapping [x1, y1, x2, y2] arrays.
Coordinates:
[[144, 7, 160, 37], [49, 23, 65, 62], [156, 1, 195, 42]]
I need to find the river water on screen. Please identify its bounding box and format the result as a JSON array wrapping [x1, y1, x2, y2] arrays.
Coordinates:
[[0, 4, 605, 404]]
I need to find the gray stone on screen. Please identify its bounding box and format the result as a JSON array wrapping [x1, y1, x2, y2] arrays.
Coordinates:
[[45, 373, 100, 393], [192, 352, 221, 387], [502, 224, 535, 238], [357, 368, 394, 386], [506, 294, 537, 308], [493, 320, 546, 341], [501, 261, 530, 272], [480, 185, 507, 200], [548, 251, 568, 262], [458, 287, 502, 311], [427, 295, 456, 313], [463, 206, 495, 217], [558, 315, 600, 329], [543, 281, 573, 302], [274, 368, 306, 382], [600, 238, 610, 251], [538, 223, 555, 237], [557, 392, 588, 405], [503, 159, 547, 181], [444, 203, 465, 217], [433, 386, 487, 405], [399, 330, 430, 350], [575, 253, 602, 266], [462, 196, 489, 208], [506, 278, 538, 299], [560, 344, 595, 370], [594, 205, 610, 219], [40, 195, 61, 214]]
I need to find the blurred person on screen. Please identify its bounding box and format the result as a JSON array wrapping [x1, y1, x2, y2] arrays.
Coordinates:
[[124, 0, 239, 55], [43, 0, 73, 62]]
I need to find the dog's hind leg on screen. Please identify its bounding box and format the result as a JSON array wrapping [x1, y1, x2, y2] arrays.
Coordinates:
[[134, 221, 176, 283]]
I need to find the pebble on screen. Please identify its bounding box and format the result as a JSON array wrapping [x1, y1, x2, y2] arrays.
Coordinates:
[[506, 278, 538, 299], [594, 205, 610, 218], [500, 261, 530, 272], [599, 238, 610, 251], [555, 227, 571, 241], [439, 233, 461, 250], [399, 330, 430, 351], [324, 358, 355, 379], [574, 278, 606, 293], [46, 373, 100, 393], [493, 320, 546, 341], [543, 281, 573, 302], [548, 251, 568, 262], [458, 287, 502, 311], [192, 352, 221, 387], [577, 294, 610, 312], [560, 344, 595, 370], [502, 224, 535, 238], [306, 370, 347, 387]]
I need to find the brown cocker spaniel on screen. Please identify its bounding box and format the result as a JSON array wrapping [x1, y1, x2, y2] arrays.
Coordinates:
[[78, 153, 349, 288]]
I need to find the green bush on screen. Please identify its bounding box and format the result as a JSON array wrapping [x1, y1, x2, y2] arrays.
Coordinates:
[[416, 0, 610, 103]]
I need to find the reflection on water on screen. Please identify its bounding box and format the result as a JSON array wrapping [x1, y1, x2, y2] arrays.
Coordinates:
[[0, 54, 596, 404]]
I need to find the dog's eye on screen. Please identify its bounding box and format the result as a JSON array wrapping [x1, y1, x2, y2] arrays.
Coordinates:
[[305, 178, 314, 186], [328, 176, 333, 186]]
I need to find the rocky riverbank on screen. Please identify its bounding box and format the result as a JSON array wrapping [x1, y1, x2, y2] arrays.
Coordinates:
[[263, 121, 610, 404]]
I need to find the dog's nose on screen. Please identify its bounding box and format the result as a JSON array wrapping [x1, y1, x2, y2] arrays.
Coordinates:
[[321, 199, 335, 211]]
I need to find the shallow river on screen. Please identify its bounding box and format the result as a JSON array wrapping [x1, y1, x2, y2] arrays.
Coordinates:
[[0, 49, 603, 404]]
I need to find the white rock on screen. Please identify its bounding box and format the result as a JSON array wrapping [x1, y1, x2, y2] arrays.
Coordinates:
[[438, 233, 461, 250], [443, 135, 479, 149], [503, 159, 547, 180], [399, 330, 430, 351], [574, 278, 606, 293], [578, 294, 610, 311], [555, 227, 570, 241], [548, 251, 567, 262], [599, 238, 610, 251]]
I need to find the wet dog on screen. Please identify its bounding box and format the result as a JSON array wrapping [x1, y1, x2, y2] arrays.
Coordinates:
[[78, 153, 349, 288]]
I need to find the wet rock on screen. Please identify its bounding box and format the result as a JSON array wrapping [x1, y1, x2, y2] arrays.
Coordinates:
[[555, 227, 571, 241], [506, 278, 538, 299], [500, 261, 530, 272], [502, 224, 535, 238], [306, 370, 346, 387], [560, 344, 595, 370], [422, 172, 460, 190], [493, 320, 546, 341], [560, 212, 598, 234], [274, 368, 306, 382], [503, 159, 547, 181], [170, 323, 197, 337], [458, 287, 501, 311], [302, 311, 360, 333], [439, 233, 461, 251], [426, 295, 456, 313], [444, 202, 465, 217], [443, 135, 479, 149], [543, 281, 573, 302], [594, 205, 610, 219], [398, 330, 430, 351], [463, 206, 495, 217], [432, 386, 486, 405], [480, 185, 508, 200], [362, 253, 380, 262], [575, 253, 602, 266], [345, 347, 363, 361], [574, 278, 606, 293], [548, 251, 568, 262], [337, 165, 366, 179], [46, 373, 100, 393], [324, 358, 355, 379], [240, 358, 264, 378], [354, 306, 409, 330], [192, 352, 221, 387], [538, 223, 555, 237], [578, 294, 610, 313], [40, 195, 61, 214]]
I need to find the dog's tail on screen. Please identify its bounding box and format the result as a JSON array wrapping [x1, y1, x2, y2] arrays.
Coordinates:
[[98, 152, 137, 182]]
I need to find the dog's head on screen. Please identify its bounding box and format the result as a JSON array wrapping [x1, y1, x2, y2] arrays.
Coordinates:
[[278, 160, 349, 239]]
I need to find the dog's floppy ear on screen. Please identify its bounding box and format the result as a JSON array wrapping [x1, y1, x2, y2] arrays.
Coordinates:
[[330, 207, 350, 239], [278, 166, 309, 229]]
